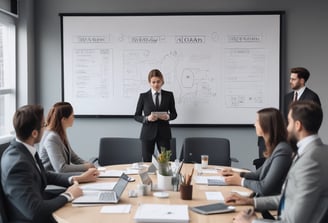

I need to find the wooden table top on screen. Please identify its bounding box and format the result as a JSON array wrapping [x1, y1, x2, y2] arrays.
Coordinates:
[[54, 163, 252, 223]]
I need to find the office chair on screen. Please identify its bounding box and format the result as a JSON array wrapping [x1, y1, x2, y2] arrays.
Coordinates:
[[253, 136, 266, 169], [0, 142, 9, 223], [169, 138, 177, 161], [180, 137, 238, 166], [98, 137, 143, 166]]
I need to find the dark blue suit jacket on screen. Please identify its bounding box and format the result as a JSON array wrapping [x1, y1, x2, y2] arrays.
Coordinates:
[[134, 89, 177, 140], [1, 140, 71, 223], [283, 87, 321, 119]]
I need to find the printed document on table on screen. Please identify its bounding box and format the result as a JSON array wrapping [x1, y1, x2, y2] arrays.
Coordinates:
[[205, 192, 224, 201], [80, 182, 115, 191], [100, 205, 131, 213]]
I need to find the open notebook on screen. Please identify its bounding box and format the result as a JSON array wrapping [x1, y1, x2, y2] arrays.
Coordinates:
[[72, 173, 129, 205]]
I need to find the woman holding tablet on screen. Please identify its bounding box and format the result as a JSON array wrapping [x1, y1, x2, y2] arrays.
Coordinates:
[[134, 69, 177, 162]]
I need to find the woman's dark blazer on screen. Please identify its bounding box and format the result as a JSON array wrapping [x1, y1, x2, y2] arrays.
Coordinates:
[[134, 89, 177, 140]]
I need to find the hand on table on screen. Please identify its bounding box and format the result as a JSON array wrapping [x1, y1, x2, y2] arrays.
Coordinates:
[[221, 167, 234, 176], [72, 168, 99, 183], [66, 181, 83, 200], [232, 208, 257, 223], [224, 173, 242, 185], [225, 193, 254, 206]]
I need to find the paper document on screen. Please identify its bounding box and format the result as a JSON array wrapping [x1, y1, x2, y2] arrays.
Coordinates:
[[100, 205, 131, 213], [205, 192, 224, 201], [98, 169, 139, 178], [198, 168, 219, 174], [80, 182, 115, 191]]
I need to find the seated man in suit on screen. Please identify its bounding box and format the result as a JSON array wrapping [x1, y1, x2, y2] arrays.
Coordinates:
[[225, 101, 328, 223], [1, 105, 99, 223]]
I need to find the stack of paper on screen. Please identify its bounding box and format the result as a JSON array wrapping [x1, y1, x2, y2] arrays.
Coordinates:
[[134, 204, 189, 223], [99, 169, 140, 177]]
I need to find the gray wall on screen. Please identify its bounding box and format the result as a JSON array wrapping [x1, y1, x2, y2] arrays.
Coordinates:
[[33, 0, 328, 170]]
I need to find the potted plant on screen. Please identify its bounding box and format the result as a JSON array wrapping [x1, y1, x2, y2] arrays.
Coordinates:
[[157, 147, 173, 176], [156, 147, 173, 190]]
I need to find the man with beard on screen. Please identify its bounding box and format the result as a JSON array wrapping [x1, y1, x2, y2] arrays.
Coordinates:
[[255, 67, 321, 172], [225, 101, 328, 223], [1, 105, 99, 223], [283, 67, 321, 120]]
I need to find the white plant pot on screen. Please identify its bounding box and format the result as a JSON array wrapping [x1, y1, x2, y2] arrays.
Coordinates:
[[156, 172, 173, 191]]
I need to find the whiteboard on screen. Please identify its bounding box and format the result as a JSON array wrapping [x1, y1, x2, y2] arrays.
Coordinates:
[[61, 13, 281, 125]]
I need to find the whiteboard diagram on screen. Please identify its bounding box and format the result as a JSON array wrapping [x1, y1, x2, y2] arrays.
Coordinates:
[[62, 13, 281, 124]]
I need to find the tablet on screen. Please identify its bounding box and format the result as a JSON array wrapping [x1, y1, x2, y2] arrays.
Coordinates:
[[151, 111, 167, 117], [190, 203, 235, 215]]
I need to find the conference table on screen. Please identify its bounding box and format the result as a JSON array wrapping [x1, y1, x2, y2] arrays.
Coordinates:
[[54, 163, 253, 223]]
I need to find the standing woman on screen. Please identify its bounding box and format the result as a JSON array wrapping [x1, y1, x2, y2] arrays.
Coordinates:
[[39, 102, 95, 173], [134, 69, 177, 162], [223, 108, 293, 196]]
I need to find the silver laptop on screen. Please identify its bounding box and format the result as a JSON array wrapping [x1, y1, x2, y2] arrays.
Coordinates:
[[72, 173, 129, 204]]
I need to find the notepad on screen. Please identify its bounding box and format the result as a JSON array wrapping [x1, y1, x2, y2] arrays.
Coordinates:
[[194, 176, 226, 185], [98, 169, 139, 178], [190, 203, 235, 215], [134, 204, 189, 223]]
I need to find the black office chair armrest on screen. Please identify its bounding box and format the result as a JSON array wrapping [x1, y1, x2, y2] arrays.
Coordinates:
[[230, 157, 239, 163]]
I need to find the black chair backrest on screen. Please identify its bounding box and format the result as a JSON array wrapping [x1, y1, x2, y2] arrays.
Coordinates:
[[181, 137, 231, 166], [252, 137, 266, 169], [0, 142, 10, 223], [98, 137, 143, 166], [169, 138, 177, 161]]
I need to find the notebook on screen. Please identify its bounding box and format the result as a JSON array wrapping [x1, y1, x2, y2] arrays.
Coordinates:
[[134, 204, 189, 223], [72, 173, 129, 205], [194, 175, 226, 185], [190, 203, 235, 215]]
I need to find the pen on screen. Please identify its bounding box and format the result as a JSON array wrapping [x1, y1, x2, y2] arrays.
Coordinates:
[[186, 168, 194, 185]]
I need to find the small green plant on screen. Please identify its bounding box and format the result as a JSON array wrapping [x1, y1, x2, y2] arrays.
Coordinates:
[[157, 147, 172, 163], [157, 147, 172, 176]]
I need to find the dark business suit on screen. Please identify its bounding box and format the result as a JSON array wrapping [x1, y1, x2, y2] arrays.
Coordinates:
[[243, 142, 292, 196], [254, 137, 328, 223], [283, 87, 321, 119], [1, 140, 71, 223], [134, 89, 177, 161]]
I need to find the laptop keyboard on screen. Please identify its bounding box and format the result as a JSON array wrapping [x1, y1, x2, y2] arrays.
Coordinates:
[[98, 191, 116, 201]]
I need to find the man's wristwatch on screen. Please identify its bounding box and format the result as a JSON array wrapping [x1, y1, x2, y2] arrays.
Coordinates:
[[61, 192, 74, 202]]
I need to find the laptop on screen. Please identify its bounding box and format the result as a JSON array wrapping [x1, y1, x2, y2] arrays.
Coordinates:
[[72, 173, 129, 205]]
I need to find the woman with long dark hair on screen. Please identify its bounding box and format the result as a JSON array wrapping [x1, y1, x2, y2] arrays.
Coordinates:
[[223, 108, 293, 196], [39, 102, 95, 173]]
